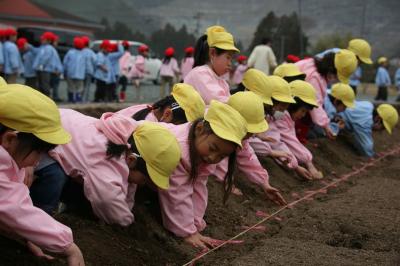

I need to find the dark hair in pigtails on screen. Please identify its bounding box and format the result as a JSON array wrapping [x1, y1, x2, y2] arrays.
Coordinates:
[[314, 52, 337, 78], [194, 35, 209, 67], [223, 150, 237, 204], [132, 95, 187, 124]]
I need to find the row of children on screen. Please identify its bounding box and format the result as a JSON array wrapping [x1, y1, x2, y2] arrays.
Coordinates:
[[0, 25, 399, 265]]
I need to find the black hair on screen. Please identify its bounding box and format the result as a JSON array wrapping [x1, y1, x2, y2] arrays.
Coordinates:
[[328, 94, 344, 106], [123, 45, 130, 52], [162, 55, 172, 64], [188, 118, 237, 203], [106, 135, 149, 177], [283, 74, 306, 83], [287, 97, 315, 114], [230, 83, 246, 95], [261, 37, 271, 45], [314, 52, 337, 78], [0, 124, 56, 159], [193, 34, 226, 67], [132, 95, 187, 124]]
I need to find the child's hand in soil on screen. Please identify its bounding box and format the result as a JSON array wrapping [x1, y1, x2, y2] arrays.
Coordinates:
[[295, 166, 313, 180], [184, 232, 217, 250], [269, 150, 292, 163], [262, 182, 287, 206], [27, 241, 55, 260], [65, 243, 85, 266], [231, 184, 243, 196]]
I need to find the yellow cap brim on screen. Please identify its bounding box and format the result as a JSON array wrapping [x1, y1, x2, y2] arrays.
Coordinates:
[[146, 164, 170, 189], [247, 120, 269, 134], [35, 128, 71, 145], [343, 100, 355, 108], [338, 72, 349, 84], [302, 98, 319, 108], [273, 95, 296, 104], [209, 123, 243, 147], [383, 120, 392, 134], [360, 57, 372, 64], [213, 44, 240, 53]]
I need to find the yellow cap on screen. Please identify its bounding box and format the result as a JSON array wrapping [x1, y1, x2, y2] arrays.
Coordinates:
[[289, 80, 318, 107], [273, 63, 305, 78], [133, 122, 181, 189], [227, 91, 268, 133], [205, 100, 247, 147], [242, 69, 272, 105], [347, 39, 372, 64], [0, 77, 7, 88], [171, 83, 205, 122], [377, 104, 398, 135], [378, 57, 387, 64], [0, 84, 71, 144], [330, 83, 355, 108], [267, 76, 296, 104], [206, 25, 239, 52], [334, 49, 358, 84]]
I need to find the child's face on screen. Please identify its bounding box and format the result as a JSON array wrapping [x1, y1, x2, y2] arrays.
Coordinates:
[[0, 131, 42, 168], [194, 122, 236, 164], [273, 102, 290, 112], [209, 48, 234, 76], [126, 153, 148, 185], [291, 106, 309, 121], [333, 101, 346, 113], [373, 116, 384, 131]]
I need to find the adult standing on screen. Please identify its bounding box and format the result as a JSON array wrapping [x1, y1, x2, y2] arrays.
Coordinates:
[[247, 37, 277, 75]]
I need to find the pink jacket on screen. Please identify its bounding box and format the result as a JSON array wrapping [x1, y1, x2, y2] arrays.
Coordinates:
[[128, 55, 145, 79], [180, 57, 194, 80], [184, 65, 230, 104], [119, 51, 132, 77], [49, 109, 137, 226], [116, 104, 158, 122], [0, 146, 73, 253], [249, 116, 298, 169], [274, 111, 313, 164], [213, 139, 269, 186], [232, 64, 248, 85], [158, 122, 216, 237], [160, 58, 179, 77], [295, 58, 330, 128]]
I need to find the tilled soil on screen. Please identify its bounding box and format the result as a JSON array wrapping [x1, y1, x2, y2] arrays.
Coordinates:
[[1, 105, 399, 266]]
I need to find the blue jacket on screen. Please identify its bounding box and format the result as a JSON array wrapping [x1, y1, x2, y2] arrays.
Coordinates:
[[63, 48, 86, 80], [3, 41, 23, 74], [22, 45, 40, 78], [349, 66, 362, 87], [108, 44, 124, 78], [0, 42, 4, 66], [375, 66, 391, 87], [339, 100, 374, 157], [394, 68, 400, 88], [82, 47, 96, 76], [33, 44, 63, 73]]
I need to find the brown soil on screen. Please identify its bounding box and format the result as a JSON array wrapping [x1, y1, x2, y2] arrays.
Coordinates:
[[1, 105, 399, 266]]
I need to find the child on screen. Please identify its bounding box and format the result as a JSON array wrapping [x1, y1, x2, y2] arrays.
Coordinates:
[[275, 80, 323, 180], [3, 28, 23, 84], [17, 37, 39, 88], [180, 46, 194, 81], [339, 103, 398, 157], [295, 49, 357, 140], [185, 25, 239, 104], [231, 55, 248, 85], [31, 110, 181, 226], [0, 29, 4, 76], [273, 63, 306, 82], [118, 41, 131, 102], [63, 37, 86, 103], [127, 44, 148, 100], [93, 40, 110, 102], [117, 83, 205, 125], [375, 57, 391, 101], [0, 83, 84, 265], [108, 43, 124, 102], [81, 36, 96, 102], [159, 47, 180, 97], [396, 64, 400, 102], [158, 100, 247, 249]]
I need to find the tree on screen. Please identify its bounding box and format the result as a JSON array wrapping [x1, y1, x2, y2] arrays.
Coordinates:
[[312, 33, 353, 54], [248, 12, 309, 62]]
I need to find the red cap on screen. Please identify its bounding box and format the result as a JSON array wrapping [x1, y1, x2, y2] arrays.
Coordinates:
[[122, 40, 130, 48], [184, 46, 194, 54], [107, 43, 118, 52], [73, 37, 84, 49], [81, 36, 90, 47], [138, 44, 149, 53], [5, 28, 17, 37], [0, 29, 5, 38], [237, 55, 248, 62], [164, 47, 175, 57], [40, 31, 56, 42], [286, 54, 300, 63], [100, 39, 110, 50], [17, 37, 27, 50]]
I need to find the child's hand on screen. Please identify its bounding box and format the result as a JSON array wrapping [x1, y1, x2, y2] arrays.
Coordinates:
[[27, 241, 55, 261], [295, 166, 313, 180], [262, 182, 287, 206], [184, 232, 216, 250], [23, 167, 35, 188]]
